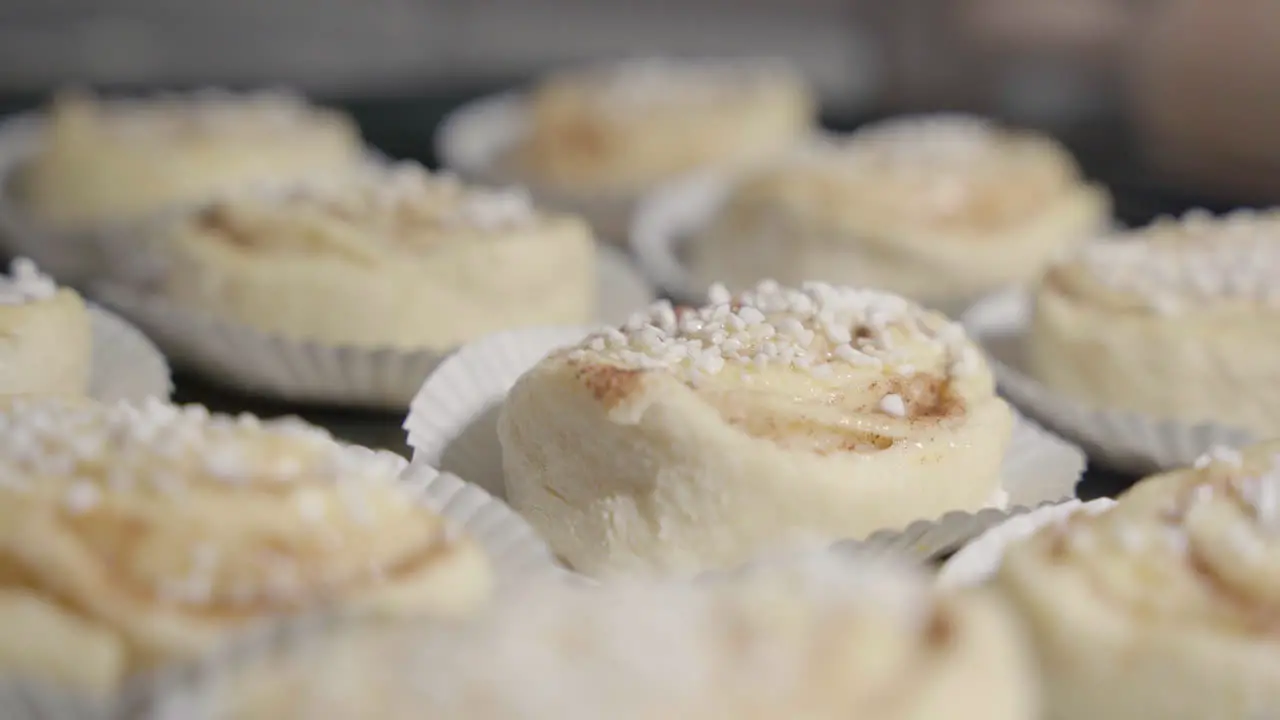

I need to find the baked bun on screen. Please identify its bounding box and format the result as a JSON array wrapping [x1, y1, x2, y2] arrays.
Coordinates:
[[0, 258, 91, 397], [21, 90, 364, 229], [690, 114, 1110, 314], [156, 162, 595, 347], [499, 280, 1013, 576], [1029, 209, 1280, 434], [512, 58, 815, 194], [995, 440, 1280, 720], [150, 551, 1038, 720], [0, 397, 491, 695]]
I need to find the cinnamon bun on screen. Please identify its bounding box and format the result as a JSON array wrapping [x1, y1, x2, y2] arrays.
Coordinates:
[[511, 58, 815, 195], [1028, 209, 1280, 434], [155, 162, 595, 347], [498, 280, 1014, 575], [0, 397, 492, 695], [689, 114, 1110, 314], [149, 551, 1038, 720], [0, 258, 90, 397], [20, 90, 364, 230], [995, 440, 1280, 720]]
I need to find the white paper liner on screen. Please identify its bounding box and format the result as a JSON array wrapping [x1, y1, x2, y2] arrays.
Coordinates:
[[404, 325, 1087, 564], [962, 289, 1256, 474], [935, 498, 1118, 589], [399, 459, 563, 584], [88, 304, 173, 403], [91, 246, 653, 409], [438, 91, 683, 245], [629, 170, 730, 304]]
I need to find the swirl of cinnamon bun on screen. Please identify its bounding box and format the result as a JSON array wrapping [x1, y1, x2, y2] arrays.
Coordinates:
[[689, 114, 1110, 314], [21, 90, 365, 229], [511, 58, 815, 194], [156, 162, 595, 347], [146, 551, 1037, 720], [0, 397, 491, 695], [995, 440, 1280, 720], [498, 280, 1013, 575], [1029, 209, 1280, 434]]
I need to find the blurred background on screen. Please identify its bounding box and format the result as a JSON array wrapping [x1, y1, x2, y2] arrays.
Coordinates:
[[1, 0, 1275, 218], [2, 0, 1273, 487]]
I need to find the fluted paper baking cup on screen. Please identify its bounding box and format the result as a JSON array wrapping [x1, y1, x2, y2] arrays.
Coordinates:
[[399, 459, 563, 584], [436, 92, 660, 245], [403, 324, 1087, 562], [87, 304, 173, 403], [629, 170, 730, 304], [962, 290, 1255, 474], [92, 246, 653, 409], [936, 498, 1117, 589]]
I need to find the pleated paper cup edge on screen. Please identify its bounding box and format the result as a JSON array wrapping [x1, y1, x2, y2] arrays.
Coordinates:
[[963, 290, 1256, 473], [95, 283, 444, 409], [629, 171, 732, 305], [0, 678, 108, 720], [88, 304, 174, 403], [92, 244, 644, 410], [847, 415, 1085, 563], [935, 498, 1119, 589], [403, 325, 599, 476], [400, 460, 563, 584]]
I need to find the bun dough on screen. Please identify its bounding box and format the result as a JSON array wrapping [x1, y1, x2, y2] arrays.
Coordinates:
[[158, 163, 596, 347], [0, 258, 91, 397], [0, 398, 492, 695], [499, 281, 1013, 576], [155, 551, 1038, 720], [512, 58, 815, 194], [691, 115, 1110, 314], [1028, 209, 1280, 433], [21, 91, 364, 229], [995, 440, 1280, 720]]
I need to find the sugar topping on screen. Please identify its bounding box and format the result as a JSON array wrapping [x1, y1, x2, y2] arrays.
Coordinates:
[[1075, 209, 1280, 313], [573, 57, 789, 112], [569, 280, 980, 384], [205, 162, 537, 237], [0, 258, 59, 305], [0, 398, 433, 607]]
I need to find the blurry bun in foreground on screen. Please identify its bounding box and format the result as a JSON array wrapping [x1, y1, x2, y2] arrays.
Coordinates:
[[499, 281, 1013, 576], [146, 551, 1038, 720], [996, 440, 1280, 719], [0, 398, 491, 695]]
